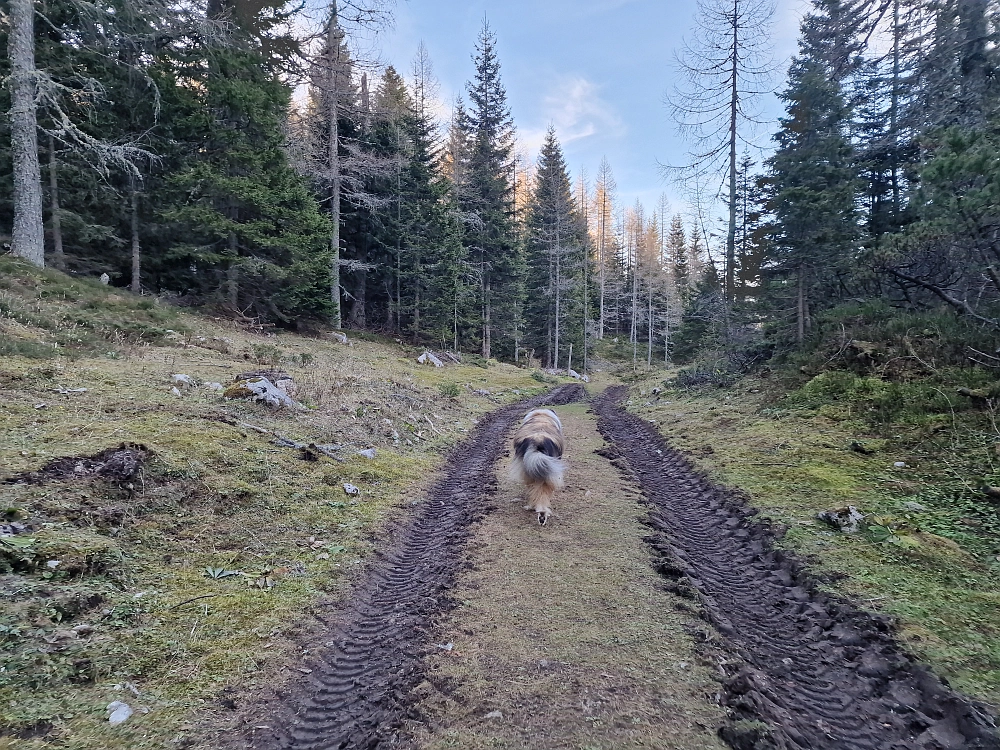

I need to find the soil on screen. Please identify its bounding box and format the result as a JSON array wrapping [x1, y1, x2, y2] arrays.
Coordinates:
[[3, 443, 149, 485], [592, 386, 1000, 750], [239, 385, 585, 750]]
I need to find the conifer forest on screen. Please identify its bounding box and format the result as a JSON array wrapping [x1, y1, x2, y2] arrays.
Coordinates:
[[6, 0, 1000, 746], [2, 0, 999, 371]]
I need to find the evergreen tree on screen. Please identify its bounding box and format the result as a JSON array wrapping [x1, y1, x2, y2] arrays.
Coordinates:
[[525, 127, 585, 368], [764, 0, 858, 342], [155, 1, 331, 321], [460, 21, 521, 358], [667, 213, 690, 301]]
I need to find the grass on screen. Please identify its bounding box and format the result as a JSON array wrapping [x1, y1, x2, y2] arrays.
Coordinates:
[[625, 371, 1000, 708], [0, 260, 555, 749]]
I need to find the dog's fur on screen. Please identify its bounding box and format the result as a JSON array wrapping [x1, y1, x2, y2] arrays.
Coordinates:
[[510, 408, 565, 525]]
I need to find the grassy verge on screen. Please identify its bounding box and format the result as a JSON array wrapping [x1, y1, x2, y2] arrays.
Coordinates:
[[0, 260, 571, 749], [624, 370, 1000, 709]]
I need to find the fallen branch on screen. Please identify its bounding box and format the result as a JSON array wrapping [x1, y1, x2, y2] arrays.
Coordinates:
[[169, 593, 221, 611]]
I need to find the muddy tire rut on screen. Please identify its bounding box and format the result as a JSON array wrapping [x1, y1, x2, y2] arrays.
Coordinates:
[[592, 386, 999, 750], [247, 385, 584, 750]]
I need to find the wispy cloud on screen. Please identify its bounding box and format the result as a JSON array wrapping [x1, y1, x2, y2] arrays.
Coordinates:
[[521, 75, 626, 157]]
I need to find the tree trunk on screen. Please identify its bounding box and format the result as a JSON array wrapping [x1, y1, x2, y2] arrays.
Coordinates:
[[9, 0, 45, 267], [598, 192, 606, 339], [130, 183, 141, 293], [647, 282, 653, 367], [796, 265, 806, 343], [227, 231, 239, 310], [554, 231, 561, 371], [725, 9, 739, 304], [48, 136, 65, 271], [328, 9, 342, 328], [482, 276, 491, 358]]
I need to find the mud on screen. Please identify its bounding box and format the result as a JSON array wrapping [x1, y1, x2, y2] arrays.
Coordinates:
[[245, 385, 584, 750], [592, 386, 999, 750], [3, 443, 149, 485]]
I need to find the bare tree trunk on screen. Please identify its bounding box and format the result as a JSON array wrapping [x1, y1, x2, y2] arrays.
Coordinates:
[[554, 230, 561, 370], [567, 342, 572, 374], [796, 265, 806, 343], [227, 231, 239, 310], [725, 7, 739, 304], [482, 276, 491, 358], [647, 281, 653, 367], [48, 135, 65, 271], [9, 0, 45, 267], [328, 7, 342, 328], [130, 182, 141, 293]]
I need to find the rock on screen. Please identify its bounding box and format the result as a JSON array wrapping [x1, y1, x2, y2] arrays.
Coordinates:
[[224, 377, 303, 409], [473, 389, 491, 396], [342, 483, 360, 496], [417, 351, 444, 367], [817, 506, 865, 533], [274, 378, 298, 397], [893, 461, 909, 468], [107, 701, 133, 726], [902, 501, 928, 512], [357, 448, 377, 460], [203, 382, 224, 392], [72, 623, 95, 636], [171, 374, 196, 387], [484, 710, 503, 720], [100, 273, 110, 285], [581, 373, 590, 383], [568, 369, 581, 379], [170, 386, 182, 397], [329, 331, 349, 344]]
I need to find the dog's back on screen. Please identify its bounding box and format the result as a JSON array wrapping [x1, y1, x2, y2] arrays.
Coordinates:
[[511, 409, 565, 524]]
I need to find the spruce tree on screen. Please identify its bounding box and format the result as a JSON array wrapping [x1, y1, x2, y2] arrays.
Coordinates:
[[525, 127, 585, 368], [461, 21, 521, 359], [764, 0, 858, 342]]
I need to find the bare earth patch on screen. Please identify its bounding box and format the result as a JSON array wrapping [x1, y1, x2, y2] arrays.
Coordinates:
[[408, 403, 728, 750]]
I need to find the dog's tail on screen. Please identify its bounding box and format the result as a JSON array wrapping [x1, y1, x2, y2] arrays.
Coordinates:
[[518, 444, 564, 486]]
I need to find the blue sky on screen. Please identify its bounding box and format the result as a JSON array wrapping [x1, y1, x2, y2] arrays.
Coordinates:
[[369, 0, 808, 217]]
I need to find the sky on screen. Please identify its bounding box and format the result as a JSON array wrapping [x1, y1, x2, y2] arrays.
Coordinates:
[[364, 0, 809, 218]]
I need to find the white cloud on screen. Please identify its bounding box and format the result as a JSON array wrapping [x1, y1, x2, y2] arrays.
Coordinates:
[[521, 75, 626, 157]]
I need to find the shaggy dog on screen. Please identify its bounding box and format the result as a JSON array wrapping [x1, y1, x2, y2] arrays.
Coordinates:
[[510, 408, 565, 525]]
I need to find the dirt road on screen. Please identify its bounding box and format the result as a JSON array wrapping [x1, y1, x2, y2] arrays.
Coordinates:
[[236, 386, 999, 750]]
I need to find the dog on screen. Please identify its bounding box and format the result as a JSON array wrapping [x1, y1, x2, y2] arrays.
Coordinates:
[[510, 408, 565, 525]]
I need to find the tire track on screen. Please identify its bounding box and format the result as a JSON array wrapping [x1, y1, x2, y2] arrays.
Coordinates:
[[249, 384, 584, 750], [593, 386, 1000, 750]]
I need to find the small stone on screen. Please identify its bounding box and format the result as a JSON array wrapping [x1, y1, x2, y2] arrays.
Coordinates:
[[484, 710, 503, 720], [902, 501, 927, 512], [171, 374, 196, 387], [100, 273, 110, 285], [357, 448, 377, 460], [894, 461, 909, 468], [170, 386, 182, 397], [342, 483, 360, 496], [107, 701, 133, 726], [46, 560, 61, 569]]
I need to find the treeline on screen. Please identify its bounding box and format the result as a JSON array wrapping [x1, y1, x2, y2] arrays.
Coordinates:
[[0, 0, 688, 367], [676, 0, 1000, 367]]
